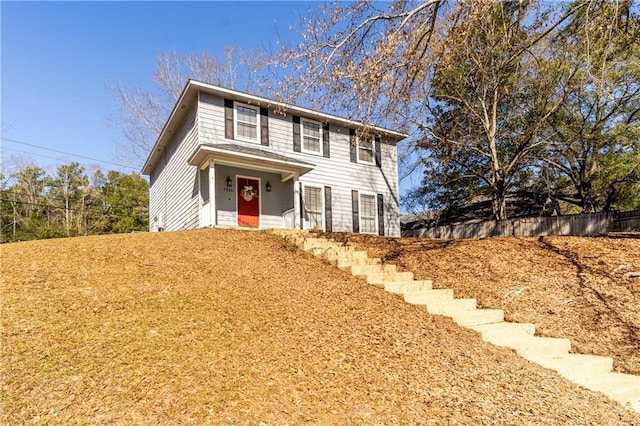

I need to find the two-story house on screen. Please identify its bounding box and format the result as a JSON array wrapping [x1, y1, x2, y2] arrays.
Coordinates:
[[142, 80, 407, 236]]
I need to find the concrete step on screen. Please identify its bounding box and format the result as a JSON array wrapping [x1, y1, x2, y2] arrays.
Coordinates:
[[310, 246, 343, 257], [426, 298, 477, 315], [404, 289, 454, 305], [363, 271, 414, 285], [570, 372, 640, 408], [324, 250, 368, 262], [345, 264, 397, 275], [335, 257, 381, 268], [470, 322, 536, 339], [524, 353, 613, 379], [268, 228, 309, 235], [282, 234, 307, 245], [450, 309, 504, 327], [384, 280, 434, 295], [485, 334, 571, 357], [303, 239, 334, 251], [312, 243, 351, 253]]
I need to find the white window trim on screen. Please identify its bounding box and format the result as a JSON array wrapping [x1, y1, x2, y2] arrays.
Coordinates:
[[359, 191, 378, 235], [357, 136, 375, 165], [301, 118, 323, 156], [302, 183, 324, 231], [233, 102, 261, 144]]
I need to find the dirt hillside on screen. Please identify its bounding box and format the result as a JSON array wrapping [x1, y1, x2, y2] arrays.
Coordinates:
[[2, 229, 639, 424]]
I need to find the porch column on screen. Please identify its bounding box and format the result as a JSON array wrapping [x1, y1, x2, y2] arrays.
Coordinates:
[[209, 161, 216, 226], [293, 174, 301, 229]]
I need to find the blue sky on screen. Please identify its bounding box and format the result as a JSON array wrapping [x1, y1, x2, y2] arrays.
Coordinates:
[[1, 1, 312, 174]]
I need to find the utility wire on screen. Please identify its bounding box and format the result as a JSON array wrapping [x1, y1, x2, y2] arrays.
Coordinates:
[[0, 198, 147, 217], [2, 146, 82, 163], [1, 137, 139, 170]]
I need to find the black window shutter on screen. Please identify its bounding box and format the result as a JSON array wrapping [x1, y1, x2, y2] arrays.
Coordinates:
[[299, 185, 305, 229], [260, 107, 269, 146], [293, 115, 301, 152], [377, 193, 384, 236], [224, 99, 234, 140], [375, 136, 382, 168], [349, 129, 357, 163], [322, 124, 330, 158], [324, 186, 332, 232], [352, 190, 359, 233]]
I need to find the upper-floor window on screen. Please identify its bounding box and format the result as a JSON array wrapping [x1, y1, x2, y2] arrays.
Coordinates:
[[357, 137, 375, 164], [302, 119, 322, 155], [235, 103, 260, 143]]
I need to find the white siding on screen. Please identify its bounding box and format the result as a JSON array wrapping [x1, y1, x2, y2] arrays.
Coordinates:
[[149, 105, 199, 231], [266, 111, 400, 235], [195, 93, 401, 236], [198, 93, 226, 143]]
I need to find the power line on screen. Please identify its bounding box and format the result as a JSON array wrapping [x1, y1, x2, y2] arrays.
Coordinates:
[[2, 146, 87, 164], [1, 137, 139, 170], [0, 197, 147, 218]]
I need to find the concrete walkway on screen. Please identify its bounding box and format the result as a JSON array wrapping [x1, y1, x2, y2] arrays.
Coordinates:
[[271, 229, 640, 414]]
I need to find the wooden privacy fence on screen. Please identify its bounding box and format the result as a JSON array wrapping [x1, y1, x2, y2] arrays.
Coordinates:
[[613, 209, 640, 232], [402, 210, 640, 239]]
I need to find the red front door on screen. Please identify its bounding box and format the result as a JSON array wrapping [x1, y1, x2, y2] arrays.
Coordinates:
[[237, 177, 260, 227]]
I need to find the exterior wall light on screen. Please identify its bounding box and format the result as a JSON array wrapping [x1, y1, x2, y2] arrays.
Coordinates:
[[266, 181, 272, 192], [226, 176, 232, 188]]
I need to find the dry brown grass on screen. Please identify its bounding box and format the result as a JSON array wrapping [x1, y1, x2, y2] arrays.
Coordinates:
[[2, 229, 639, 424]]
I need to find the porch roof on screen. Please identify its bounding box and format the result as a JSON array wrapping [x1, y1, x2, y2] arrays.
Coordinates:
[[187, 143, 315, 182]]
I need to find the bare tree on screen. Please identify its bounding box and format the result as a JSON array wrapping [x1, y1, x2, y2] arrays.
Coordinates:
[[276, 1, 583, 219], [274, 0, 444, 128], [110, 47, 268, 168]]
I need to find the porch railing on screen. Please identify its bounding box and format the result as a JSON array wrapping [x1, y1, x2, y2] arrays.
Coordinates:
[[282, 209, 295, 229]]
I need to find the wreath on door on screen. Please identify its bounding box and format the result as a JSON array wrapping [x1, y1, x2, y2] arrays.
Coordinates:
[[240, 185, 258, 201]]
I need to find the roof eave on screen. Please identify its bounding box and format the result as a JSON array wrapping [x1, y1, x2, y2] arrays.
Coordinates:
[[141, 80, 196, 175], [189, 80, 408, 141]]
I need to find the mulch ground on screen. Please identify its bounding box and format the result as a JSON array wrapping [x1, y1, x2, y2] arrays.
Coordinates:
[[326, 232, 640, 377], [2, 229, 639, 424]]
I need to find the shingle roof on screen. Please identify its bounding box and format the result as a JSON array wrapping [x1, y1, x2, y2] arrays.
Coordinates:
[[210, 144, 315, 166]]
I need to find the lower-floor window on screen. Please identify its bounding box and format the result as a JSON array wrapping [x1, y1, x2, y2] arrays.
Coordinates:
[[360, 193, 377, 234], [304, 185, 323, 229]]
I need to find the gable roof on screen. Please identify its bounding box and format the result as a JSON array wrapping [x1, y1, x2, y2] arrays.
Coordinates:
[[141, 79, 408, 175]]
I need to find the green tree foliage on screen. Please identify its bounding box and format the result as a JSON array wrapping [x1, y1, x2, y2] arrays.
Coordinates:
[[99, 171, 149, 233], [0, 163, 149, 243], [543, 1, 640, 212], [416, 2, 572, 219], [49, 162, 90, 236]]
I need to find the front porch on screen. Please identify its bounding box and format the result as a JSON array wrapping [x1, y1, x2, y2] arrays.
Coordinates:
[[188, 144, 315, 230]]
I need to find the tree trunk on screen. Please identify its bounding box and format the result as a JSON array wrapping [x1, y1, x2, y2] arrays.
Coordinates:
[[492, 180, 508, 221], [65, 196, 70, 236], [579, 180, 596, 212], [12, 203, 17, 239]]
